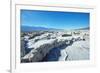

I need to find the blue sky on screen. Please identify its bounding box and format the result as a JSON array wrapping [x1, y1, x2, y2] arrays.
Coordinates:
[[21, 9, 89, 30]]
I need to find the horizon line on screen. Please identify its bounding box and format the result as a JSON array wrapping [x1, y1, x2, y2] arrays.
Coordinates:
[[21, 25, 89, 30]]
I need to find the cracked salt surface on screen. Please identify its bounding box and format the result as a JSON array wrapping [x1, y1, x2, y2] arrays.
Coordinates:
[[44, 40, 89, 61], [65, 40, 89, 60], [21, 30, 90, 62], [28, 39, 56, 49]]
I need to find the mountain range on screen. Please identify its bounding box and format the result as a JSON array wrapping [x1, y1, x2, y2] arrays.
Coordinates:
[[21, 26, 63, 32], [21, 26, 89, 32]]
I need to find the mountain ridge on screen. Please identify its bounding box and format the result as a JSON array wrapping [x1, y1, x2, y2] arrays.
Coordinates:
[[21, 26, 89, 32], [21, 26, 63, 32]]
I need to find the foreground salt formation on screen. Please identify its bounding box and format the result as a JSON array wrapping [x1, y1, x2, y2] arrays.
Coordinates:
[[21, 30, 89, 62], [65, 40, 89, 60]]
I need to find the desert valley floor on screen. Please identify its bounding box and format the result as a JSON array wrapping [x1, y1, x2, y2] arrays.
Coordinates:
[[21, 29, 89, 63]]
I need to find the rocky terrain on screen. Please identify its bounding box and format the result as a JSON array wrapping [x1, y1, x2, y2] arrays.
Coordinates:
[[21, 29, 89, 63]]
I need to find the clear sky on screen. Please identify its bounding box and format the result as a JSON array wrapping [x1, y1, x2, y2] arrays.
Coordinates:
[[21, 9, 89, 30]]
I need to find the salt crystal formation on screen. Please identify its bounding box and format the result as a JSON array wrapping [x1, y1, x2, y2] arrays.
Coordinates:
[[21, 29, 89, 63]]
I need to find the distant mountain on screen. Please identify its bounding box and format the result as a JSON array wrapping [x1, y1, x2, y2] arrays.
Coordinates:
[[73, 27, 89, 30], [21, 26, 89, 32], [21, 26, 63, 32]]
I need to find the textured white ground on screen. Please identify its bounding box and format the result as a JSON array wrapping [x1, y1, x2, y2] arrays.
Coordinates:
[[21, 30, 89, 62], [28, 39, 56, 49], [59, 40, 89, 61]]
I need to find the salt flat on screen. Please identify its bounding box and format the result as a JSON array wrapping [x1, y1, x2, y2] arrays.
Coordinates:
[[21, 29, 90, 62], [59, 40, 89, 61]]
